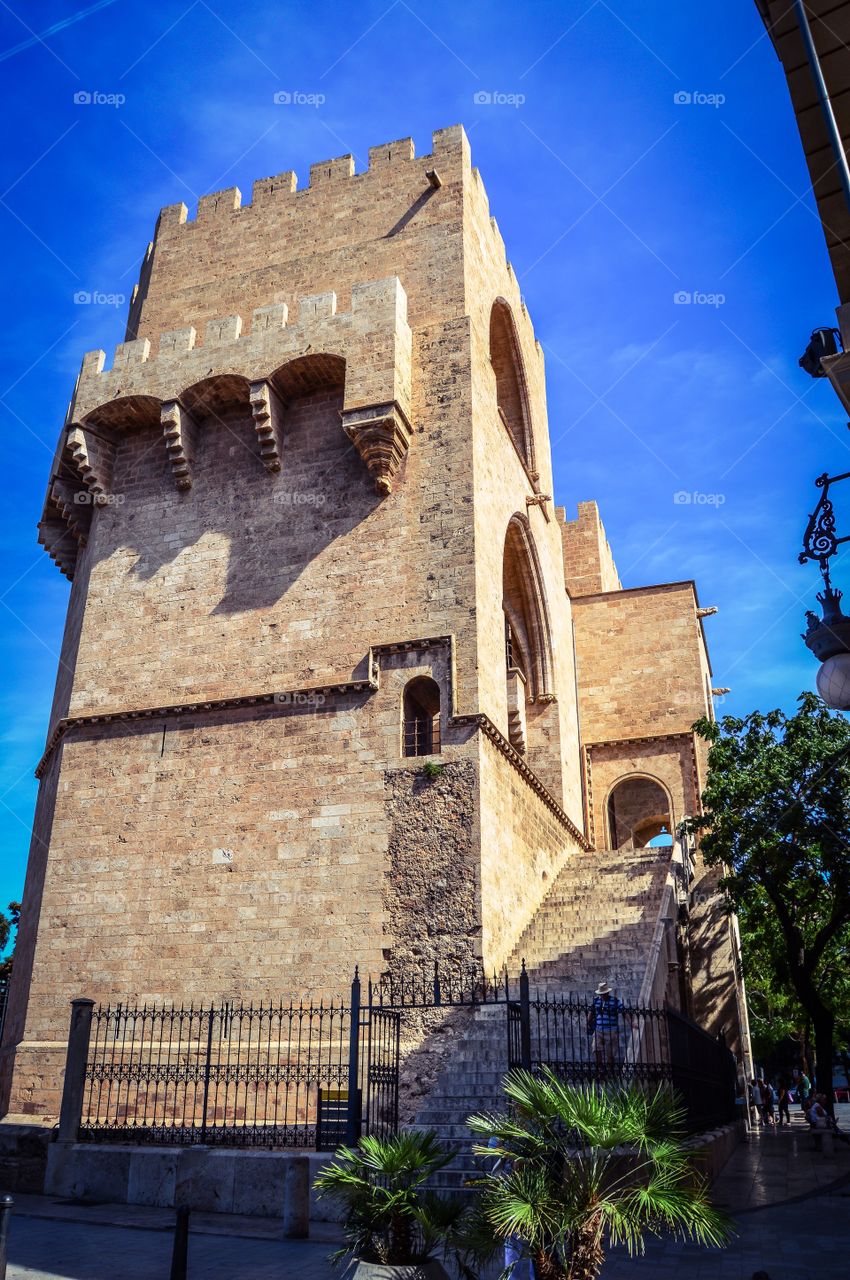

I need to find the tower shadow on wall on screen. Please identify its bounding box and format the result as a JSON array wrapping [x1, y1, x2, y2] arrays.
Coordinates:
[[92, 381, 382, 614]]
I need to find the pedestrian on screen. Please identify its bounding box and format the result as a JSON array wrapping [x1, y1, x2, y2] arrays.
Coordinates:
[[759, 1078, 774, 1126], [750, 1078, 764, 1125], [587, 981, 627, 1070], [799, 1069, 812, 1104], [776, 1080, 791, 1126], [808, 1094, 830, 1130]]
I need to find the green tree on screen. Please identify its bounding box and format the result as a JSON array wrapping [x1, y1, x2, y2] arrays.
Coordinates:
[[0, 901, 20, 981], [687, 694, 850, 1101], [467, 1069, 730, 1280], [314, 1129, 475, 1273]]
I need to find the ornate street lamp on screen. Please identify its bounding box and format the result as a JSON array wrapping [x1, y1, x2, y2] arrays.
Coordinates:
[[800, 471, 850, 709]]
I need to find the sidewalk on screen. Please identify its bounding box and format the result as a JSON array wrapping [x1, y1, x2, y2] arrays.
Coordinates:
[[3, 1114, 849, 1278]]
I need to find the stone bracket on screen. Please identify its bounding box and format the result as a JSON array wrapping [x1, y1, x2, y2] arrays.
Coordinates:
[[162, 400, 198, 490], [49, 479, 90, 544], [38, 518, 79, 581], [249, 380, 284, 473], [341, 401, 412, 495], [64, 425, 115, 500]]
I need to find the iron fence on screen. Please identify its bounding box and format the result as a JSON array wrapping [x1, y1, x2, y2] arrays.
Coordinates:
[[367, 960, 513, 1009], [508, 973, 736, 1132], [80, 998, 352, 1149], [65, 962, 736, 1150]]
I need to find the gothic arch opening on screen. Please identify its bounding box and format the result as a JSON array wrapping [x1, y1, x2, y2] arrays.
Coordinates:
[[501, 516, 558, 789], [489, 299, 534, 470], [402, 676, 441, 757], [503, 516, 553, 705], [606, 776, 673, 852]]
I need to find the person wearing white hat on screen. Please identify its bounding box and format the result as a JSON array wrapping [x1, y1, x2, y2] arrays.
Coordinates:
[[587, 980, 627, 1069]]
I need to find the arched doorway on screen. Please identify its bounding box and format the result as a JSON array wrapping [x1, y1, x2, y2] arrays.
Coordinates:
[[606, 777, 672, 851]]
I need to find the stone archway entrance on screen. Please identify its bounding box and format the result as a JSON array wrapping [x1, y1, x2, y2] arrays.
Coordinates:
[[606, 777, 672, 851]]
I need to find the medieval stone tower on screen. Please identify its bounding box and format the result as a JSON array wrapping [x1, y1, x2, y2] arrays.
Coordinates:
[[1, 126, 747, 1119]]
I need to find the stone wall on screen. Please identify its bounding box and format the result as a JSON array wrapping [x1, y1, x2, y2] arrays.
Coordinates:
[[130, 130, 470, 348], [689, 864, 747, 1059], [384, 759, 480, 975], [572, 582, 713, 745], [463, 162, 584, 822], [585, 736, 700, 850], [558, 501, 622, 597], [477, 735, 581, 972], [4, 643, 483, 1115]]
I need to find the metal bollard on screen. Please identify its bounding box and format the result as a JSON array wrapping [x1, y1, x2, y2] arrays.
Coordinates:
[[169, 1204, 190, 1280], [283, 1157, 310, 1239], [0, 1195, 13, 1280]]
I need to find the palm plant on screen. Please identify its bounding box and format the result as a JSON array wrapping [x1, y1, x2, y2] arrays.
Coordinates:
[[314, 1128, 476, 1276], [466, 1067, 732, 1280]]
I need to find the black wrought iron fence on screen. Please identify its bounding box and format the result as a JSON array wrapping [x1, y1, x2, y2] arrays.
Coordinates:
[[62, 961, 736, 1151], [367, 960, 513, 1009], [80, 998, 352, 1149], [508, 972, 736, 1132]]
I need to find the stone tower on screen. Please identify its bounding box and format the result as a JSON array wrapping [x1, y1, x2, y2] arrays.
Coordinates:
[[1, 126, 747, 1119]]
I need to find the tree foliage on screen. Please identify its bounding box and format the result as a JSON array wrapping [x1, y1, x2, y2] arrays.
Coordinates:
[[314, 1129, 475, 1272], [0, 901, 20, 981], [687, 693, 850, 1096], [467, 1069, 731, 1280]]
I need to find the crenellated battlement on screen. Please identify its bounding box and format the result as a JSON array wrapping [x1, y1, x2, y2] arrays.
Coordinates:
[[78, 277, 404, 400], [41, 274, 415, 579], [151, 128, 460, 237]]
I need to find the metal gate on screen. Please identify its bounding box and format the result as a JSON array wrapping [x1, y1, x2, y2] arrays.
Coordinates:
[[363, 1005, 401, 1140]]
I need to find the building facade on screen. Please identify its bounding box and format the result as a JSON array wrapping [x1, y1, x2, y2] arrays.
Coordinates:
[[1, 126, 746, 1119]]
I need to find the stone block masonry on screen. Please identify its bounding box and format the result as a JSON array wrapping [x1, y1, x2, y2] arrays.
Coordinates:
[[1, 124, 749, 1120]]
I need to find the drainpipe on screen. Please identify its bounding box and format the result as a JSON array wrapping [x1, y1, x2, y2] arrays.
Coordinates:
[[794, 0, 850, 215]]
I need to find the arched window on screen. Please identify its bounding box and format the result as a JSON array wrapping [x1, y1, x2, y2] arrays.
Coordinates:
[[490, 300, 534, 470], [402, 677, 441, 757], [606, 777, 672, 852]]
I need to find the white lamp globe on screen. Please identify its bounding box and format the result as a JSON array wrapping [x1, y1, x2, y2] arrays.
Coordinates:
[[816, 653, 850, 709]]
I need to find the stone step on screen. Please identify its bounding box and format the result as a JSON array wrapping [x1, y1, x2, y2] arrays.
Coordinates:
[[409, 848, 671, 1137]]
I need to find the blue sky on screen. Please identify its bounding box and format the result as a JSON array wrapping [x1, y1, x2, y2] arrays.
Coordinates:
[[0, 0, 847, 921]]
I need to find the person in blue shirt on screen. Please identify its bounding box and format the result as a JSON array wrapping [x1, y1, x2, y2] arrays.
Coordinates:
[[587, 981, 628, 1069]]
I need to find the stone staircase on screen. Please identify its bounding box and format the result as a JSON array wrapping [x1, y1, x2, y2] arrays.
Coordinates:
[[411, 846, 673, 1188], [506, 847, 671, 1001]]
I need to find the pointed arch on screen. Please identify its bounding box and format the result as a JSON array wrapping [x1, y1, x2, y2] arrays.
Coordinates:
[[489, 299, 534, 471], [502, 514, 553, 702]]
